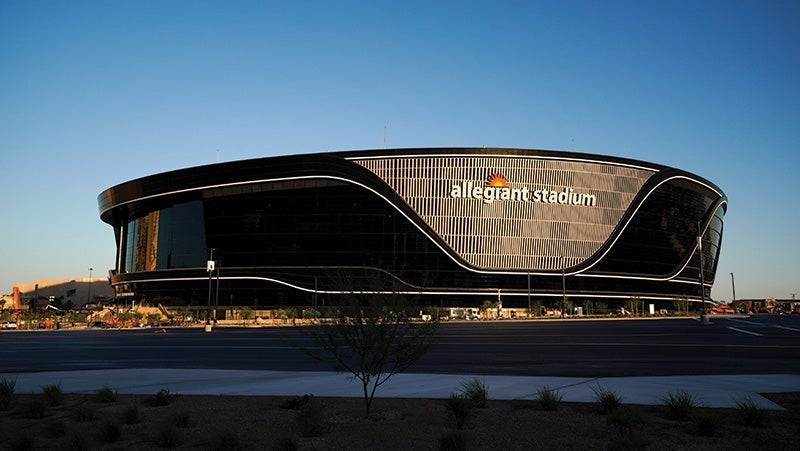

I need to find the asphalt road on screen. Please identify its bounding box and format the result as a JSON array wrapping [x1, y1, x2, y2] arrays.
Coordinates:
[[1, 316, 798, 377]]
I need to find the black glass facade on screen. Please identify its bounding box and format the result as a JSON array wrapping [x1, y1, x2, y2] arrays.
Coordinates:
[[100, 148, 726, 309]]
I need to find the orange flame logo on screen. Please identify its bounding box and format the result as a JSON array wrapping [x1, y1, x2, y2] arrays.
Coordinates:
[[485, 173, 509, 188]]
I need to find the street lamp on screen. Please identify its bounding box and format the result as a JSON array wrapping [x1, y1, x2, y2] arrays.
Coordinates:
[[560, 256, 566, 318], [87, 268, 93, 306], [206, 248, 215, 332], [698, 222, 709, 325], [730, 272, 736, 302]]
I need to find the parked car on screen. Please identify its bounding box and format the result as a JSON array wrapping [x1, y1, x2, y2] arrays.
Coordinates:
[[1, 322, 18, 329]]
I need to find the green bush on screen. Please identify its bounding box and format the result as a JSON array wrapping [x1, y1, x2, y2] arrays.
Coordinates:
[[735, 397, 766, 427], [145, 388, 175, 407], [536, 386, 563, 411], [295, 396, 326, 437], [592, 385, 623, 414], [0, 376, 16, 410], [42, 384, 63, 406], [94, 385, 118, 403], [446, 393, 475, 430], [459, 377, 489, 408], [439, 429, 469, 451], [661, 390, 697, 421]]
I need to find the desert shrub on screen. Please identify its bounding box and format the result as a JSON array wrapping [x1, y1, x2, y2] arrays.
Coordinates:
[[459, 377, 489, 408], [445, 393, 474, 430], [735, 397, 766, 427], [0, 376, 16, 410], [661, 390, 697, 421], [171, 409, 195, 428], [592, 385, 623, 414], [536, 386, 563, 411], [94, 385, 118, 403], [45, 419, 67, 438], [144, 388, 175, 407], [211, 430, 244, 451], [690, 415, 716, 437], [72, 405, 96, 422], [607, 428, 650, 451], [99, 420, 123, 442], [62, 432, 91, 451], [439, 429, 469, 451], [23, 399, 47, 419], [280, 394, 314, 410], [7, 432, 35, 451], [156, 422, 182, 448], [123, 404, 141, 424], [294, 396, 325, 437], [42, 384, 63, 406]]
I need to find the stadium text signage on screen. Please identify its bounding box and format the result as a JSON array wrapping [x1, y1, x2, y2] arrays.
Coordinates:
[[449, 174, 597, 207]]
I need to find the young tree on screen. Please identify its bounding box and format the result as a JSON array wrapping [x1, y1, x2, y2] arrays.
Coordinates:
[[238, 306, 254, 326], [301, 273, 439, 418]]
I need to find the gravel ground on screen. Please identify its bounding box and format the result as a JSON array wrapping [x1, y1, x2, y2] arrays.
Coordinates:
[[0, 392, 798, 450]]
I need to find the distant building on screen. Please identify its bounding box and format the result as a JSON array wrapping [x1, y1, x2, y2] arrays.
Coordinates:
[[98, 147, 727, 310], [7, 279, 115, 310]]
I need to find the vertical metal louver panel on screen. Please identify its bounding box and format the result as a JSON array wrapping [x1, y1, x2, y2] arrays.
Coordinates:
[[355, 155, 654, 271]]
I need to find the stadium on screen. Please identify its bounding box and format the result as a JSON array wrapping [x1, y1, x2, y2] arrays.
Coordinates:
[[98, 148, 726, 314]]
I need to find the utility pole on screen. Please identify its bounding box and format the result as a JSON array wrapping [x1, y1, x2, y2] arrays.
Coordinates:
[[730, 272, 736, 302], [698, 222, 709, 325], [206, 248, 215, 332]]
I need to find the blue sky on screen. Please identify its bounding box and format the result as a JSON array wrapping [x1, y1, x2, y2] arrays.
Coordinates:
[[1, 1, 798, 300]]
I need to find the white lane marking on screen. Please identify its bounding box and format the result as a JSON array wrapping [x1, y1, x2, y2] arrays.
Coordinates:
[[775, 325, 800, 332], [725, 318, 764, 326], [727, 327, 763, 337]]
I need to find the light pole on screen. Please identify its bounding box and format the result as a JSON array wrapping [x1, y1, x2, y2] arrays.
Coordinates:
[[560, 256, 566, 318], [87, 268, 93, 306], [205, 248, 215, 332], [730, 272, 736, 303]]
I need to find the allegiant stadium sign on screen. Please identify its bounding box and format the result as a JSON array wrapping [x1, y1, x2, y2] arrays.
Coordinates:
[[449, 173, 597, 207]]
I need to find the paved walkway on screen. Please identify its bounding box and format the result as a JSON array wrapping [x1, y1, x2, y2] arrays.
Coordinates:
[[6, 369, 798, 410]]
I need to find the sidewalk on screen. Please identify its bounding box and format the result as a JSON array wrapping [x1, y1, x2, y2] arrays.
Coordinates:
[[7, 369, 798, 410]]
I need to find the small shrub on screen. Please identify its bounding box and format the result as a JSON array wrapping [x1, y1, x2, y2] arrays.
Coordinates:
[[23, 399, 47, 419], [536, 386, 563, 411], [439, 429, 469, 451], [42, 384, 63, 406], [7, 433, 35, 451], [661, 390, 697, 421], [172, 409, 195, 428], [295, 396, 325, 437], [690, 415, 716, 437], [280, 394, 314, 410], [607, 428, 650, 451], [45, 420, 67, 438], [72, 405, 96, 422], [123, 404, 141, 424], [62, 432, 91, 451], [445, 393, 474, 430], [145, 389, 175, 407], [211, 430, 244, 451], [99, 420, 123, 442], [735, 397, 766, 427], [592, 385, 623, 414], [156, 422, 182, 448], [459, 377, 489, 408], [0, 376, 16, 410], [94, 385, 118, 403]]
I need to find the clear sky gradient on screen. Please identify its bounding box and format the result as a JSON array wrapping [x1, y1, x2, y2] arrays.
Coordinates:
[[1, 1, 798, 301]]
